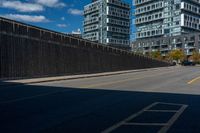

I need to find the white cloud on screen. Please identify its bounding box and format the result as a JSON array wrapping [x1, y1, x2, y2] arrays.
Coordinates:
[[67, 8, 83, 16], [61, 17, 65, 20], [0, 0, 44, 12], [57, 24, 68, 28], [35, 0, 65, 8], [1, 14, 49, 23]]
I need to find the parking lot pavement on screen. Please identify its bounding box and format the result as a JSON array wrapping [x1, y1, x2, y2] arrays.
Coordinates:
[[1, 85, 200, 133], [0, 66, 200, 133], [102, 102, 188, 133]]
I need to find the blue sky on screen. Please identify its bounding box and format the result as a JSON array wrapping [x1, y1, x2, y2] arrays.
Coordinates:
[[0, 0, 135, 38]]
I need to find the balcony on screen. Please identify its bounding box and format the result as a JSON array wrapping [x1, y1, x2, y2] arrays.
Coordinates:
[[181, 2, 200, 15], [160, 48, 169, 51], [135, 13, 164, 25], [134, 0, 153, 6], [161, 43, 168, 46], [107, 11, 130, 20], [151, 46, 160, 49], [143, 45, 150, 48], [135, 2, 164, 15], [187, 52, 193, 55], [176, 42, 182, 45], [107, 0, 130, 9], [84, 7, 99, 15], [107, 26, 130, 34], [176, 45, 183, 49], [186, 46, 195, 49], [151, 43, 160, 47], [188, 40, 195, 43], [190, 0, 200, 5], [107, 18, 130, 27], [84, 17, 99, 25]]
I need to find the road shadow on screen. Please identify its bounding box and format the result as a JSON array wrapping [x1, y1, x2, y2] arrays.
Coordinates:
[[0, 82, 200, 133]]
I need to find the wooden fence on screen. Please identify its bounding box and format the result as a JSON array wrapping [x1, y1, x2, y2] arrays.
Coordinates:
[[0, 17, 170, 79]]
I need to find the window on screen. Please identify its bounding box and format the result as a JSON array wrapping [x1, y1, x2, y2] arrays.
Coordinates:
[[175, 4, 180, 10]]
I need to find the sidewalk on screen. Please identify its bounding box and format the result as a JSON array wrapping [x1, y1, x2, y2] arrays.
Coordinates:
[[0, 66, 175, 87]]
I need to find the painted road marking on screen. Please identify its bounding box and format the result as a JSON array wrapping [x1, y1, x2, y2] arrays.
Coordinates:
[[145, 110, 178, 113], [158, 104, 188, 133], [0, 69, 178, 104], [101, 102, 188, 133], [101, 102, 158, 133], [188, 76, 200, 84], [82, 70, 176, 88], [124, 123, 167, 126]]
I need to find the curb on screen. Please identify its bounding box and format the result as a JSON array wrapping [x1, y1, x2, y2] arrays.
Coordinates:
[[0, 66, 173, 87]]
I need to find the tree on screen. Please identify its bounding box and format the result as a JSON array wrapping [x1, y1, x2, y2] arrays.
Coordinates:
[[134, 51, 144, 55], [150, 51, 162, 60], [167, 49, 186, 62], [191, 50, 200, 63]]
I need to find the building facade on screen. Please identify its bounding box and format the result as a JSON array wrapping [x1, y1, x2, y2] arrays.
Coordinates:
[[134, 0, 200, 40], [132, 33, 200, 56], [83, 0, 131, 49]]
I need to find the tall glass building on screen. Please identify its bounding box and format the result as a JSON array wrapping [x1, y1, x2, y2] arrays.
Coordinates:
[[134, 0, 200, 40], [83, 0, 131, 49]]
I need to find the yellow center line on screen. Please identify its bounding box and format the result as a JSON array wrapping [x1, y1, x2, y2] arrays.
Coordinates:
[[188, 76, 200, 85], [81, 70, 175, 88]]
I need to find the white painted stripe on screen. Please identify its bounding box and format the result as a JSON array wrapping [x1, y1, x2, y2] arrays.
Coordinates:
[[101, 102, 188, 133], [101, 102, 159, 133], [158, 105, 188, 133], [124, 122, 167, 126], [157, 102, 186, 106], [145, 110, 178, 113]]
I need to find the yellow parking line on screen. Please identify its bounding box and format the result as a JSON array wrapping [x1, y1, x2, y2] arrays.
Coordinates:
[[81, 71, 174, 88], [82, 77, 140, 88], [188, 76, 200, 84]]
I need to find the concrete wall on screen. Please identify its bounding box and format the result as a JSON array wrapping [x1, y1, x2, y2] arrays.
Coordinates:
[[0, 17, 170, 80]]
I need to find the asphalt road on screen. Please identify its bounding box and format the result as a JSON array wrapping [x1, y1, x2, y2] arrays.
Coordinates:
[[0, 66, 200, 133]]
